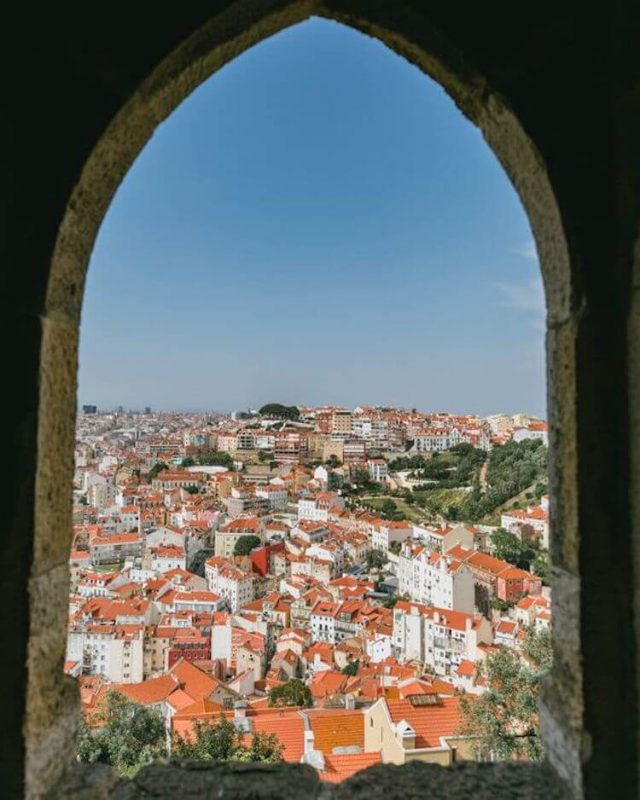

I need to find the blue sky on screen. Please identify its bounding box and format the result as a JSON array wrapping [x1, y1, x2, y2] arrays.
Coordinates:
[[78, 18, 545, 417]]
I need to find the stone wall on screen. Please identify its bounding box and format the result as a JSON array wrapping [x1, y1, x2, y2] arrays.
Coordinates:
[[4, 1, 640, 797], [50, 761, 569, 800]]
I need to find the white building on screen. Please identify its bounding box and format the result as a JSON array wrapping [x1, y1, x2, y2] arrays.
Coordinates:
[[367, 458, 389, 483], [255, 484, 289, 510], [392, 600, 492, 677], [298, 493, 344, 522], [371, 521, 413, 552], [397, 545, 475, 613], [150, 544, 187, 573], [173, 591, 225, 614], [205, 557, 254, 612], [411, 430, 452, 453], [306, 541, 345, 577], [66, 625, 144, 684], [309, 600, 340, 643], [501, 504, 550, 549], [512, 421, 549, 446]]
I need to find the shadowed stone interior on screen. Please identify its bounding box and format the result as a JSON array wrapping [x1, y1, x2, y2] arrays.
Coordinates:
[[4, 1, 640, 798]]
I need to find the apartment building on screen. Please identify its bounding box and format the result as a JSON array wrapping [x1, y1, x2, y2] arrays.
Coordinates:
[[392, 600, 491, 677], [205, 557, 254, 612], [397, 546, 475, 613]]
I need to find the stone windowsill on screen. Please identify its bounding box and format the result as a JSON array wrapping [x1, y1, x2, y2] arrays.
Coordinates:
[[49, 759, 570, 799]]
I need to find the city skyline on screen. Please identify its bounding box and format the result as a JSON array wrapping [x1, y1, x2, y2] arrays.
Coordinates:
[[80, 402, 546, 419], [78, 18, 545, 417]]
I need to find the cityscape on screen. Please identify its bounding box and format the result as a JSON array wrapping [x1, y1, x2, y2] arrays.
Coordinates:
[[9, 5, 636, 799], [69, 402, 551, 778], [67, 18, 550, 785]]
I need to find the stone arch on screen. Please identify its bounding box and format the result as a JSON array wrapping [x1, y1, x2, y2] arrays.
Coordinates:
[[31, 1, 584, 797]]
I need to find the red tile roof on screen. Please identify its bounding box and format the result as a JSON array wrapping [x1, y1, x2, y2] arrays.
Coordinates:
[[320, 752, 381, 783], [307, 709, 364, 752], [385, 696, 463, 748]]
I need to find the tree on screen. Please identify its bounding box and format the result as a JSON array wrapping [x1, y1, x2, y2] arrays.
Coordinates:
[[491, 528, 524, 565], [490, 597, 516, 614], [181, 457, 195, 467], [366, 549, 387, 570], [76, 690, 166, 777], [353, 468, 371, 486], [531, 549, 550, 584], [184, 484, 200, 494], [259, 403, 300, 420], [341, 659, 360, 676], [268, 678, 313, 708], [389, 540, 402, 555], [491, 528, 538, 571], [381, 499, 398, 518], [147, 462, 169, 482], [172, 715, 283, 763], [459, 627, 552, 761], [257, 450, 272, 463], [233, 535, 261, 556], [197, 451, 234, 468], [325, 455, 341, 468]]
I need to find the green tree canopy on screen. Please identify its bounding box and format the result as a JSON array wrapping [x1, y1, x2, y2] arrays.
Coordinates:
[[353, 468, 371, 485], [531, 549, 550, 584], [76, 690, 166, 777], [268, 678, 313, 708], [233, 535, 262, 556], [341, 659, 360, 676], [491, 528, 539, 571], [459, 627, 552, 761], [172, 715, 283, 763], [147, 462, 169, 481], [259, 403, 300, 420], [381, 498, 397, 517], [491, 528, 525, 565], [196, 451, 234, 468]]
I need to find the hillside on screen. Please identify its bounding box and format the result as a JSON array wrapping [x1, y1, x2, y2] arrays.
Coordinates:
[[391, 440, 547, 522]]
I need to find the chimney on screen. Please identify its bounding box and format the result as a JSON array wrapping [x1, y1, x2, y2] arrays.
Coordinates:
[[304, 729, 315, 755], [301, 730, 325, 771], [234, 699, 247, 719], [345, 693, 355, 710]]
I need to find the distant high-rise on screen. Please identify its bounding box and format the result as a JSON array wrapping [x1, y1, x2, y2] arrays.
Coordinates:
[[116, 405, 124, 414], [144, 406, 151, 415], [82, 404, 97, 415]]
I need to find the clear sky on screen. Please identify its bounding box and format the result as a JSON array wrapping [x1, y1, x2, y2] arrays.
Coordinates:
[[78, 18, 545, 417]]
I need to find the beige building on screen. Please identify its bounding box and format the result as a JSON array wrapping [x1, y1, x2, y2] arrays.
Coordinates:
[[364, 695, 475, 765], [236, 641, 266, 681], [331, 410, 353, 437], [322, 440, 344, 463], [214, 517, 262, 558]]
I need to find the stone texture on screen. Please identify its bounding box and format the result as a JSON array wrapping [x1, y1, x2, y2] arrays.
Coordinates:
[[49, 761, 570, 800], [334, 761, 570, 800], [50, 761, 326, 800], [4, 1, 640, 798], [26, 566, 80, 800]]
